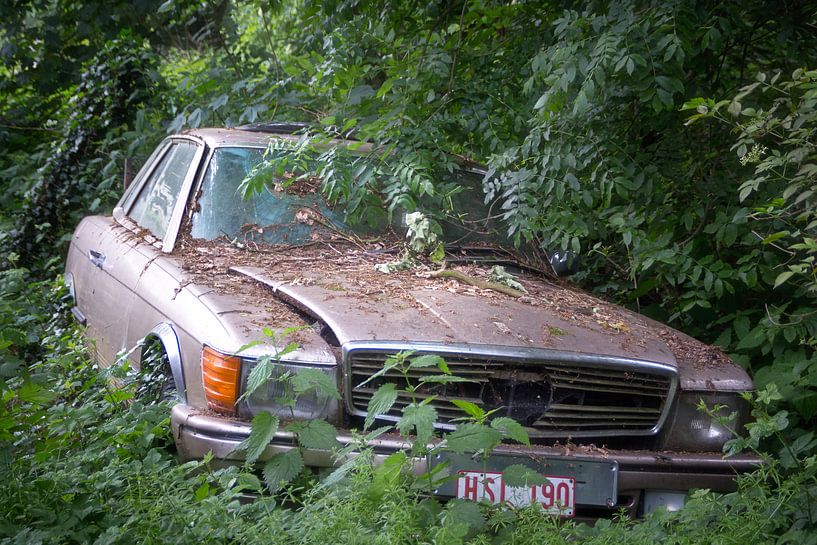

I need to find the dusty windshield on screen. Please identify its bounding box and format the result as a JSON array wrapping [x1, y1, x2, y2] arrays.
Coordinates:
[[190, 145, 507, 248]]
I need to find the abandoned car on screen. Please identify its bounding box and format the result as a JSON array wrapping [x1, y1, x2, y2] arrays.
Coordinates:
[[64, 125, 760, 518]]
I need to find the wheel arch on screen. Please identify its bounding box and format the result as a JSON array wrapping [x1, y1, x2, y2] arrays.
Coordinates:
[[142, 322, 187, 403]]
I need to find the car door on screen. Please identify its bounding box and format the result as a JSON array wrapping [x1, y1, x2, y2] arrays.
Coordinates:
[[73, 138, 203, 367], [115, 138, 205, 367], [66, 142, 170, 367]]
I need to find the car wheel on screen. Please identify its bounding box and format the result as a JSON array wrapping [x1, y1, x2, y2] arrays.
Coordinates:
[[136, 339, 178, 404]]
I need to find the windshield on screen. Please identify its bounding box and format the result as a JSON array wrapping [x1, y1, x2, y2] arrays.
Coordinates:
[[190, 145, 508, 248], [191, 147, 364, 245]]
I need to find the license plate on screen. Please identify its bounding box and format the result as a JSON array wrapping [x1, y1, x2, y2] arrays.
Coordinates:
[[431, 453, 618, 513], [456, 471, 575, 517]]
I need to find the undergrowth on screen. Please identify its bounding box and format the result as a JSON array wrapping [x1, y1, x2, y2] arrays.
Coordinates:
[[0, 275, 814, 544]]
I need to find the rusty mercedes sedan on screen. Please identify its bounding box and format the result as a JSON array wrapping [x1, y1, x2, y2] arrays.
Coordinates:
[[64, 124, 760, 518]]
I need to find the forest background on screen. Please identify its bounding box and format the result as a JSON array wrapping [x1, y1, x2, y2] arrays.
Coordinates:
[[1, 1, 816, 543]]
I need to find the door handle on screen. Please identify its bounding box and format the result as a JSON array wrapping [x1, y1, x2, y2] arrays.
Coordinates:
[[88, 249, 106, 268]]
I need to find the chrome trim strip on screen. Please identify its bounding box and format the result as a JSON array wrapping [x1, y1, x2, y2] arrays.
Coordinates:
[[170, 403, 762, 473], [342, 340, 679, 438], [162, 136, 206, 253], [63, 271, 75, 301], [117, 140, 172, 214], [70, 306, 87, 326]]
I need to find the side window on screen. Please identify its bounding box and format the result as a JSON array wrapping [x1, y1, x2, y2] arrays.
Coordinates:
[[128, 141, 198, 239]]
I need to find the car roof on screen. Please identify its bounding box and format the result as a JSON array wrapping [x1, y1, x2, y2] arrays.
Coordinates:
[[179, 126, 485, 172], [179, 127, 375, 153], [180, 127, 294, 149]]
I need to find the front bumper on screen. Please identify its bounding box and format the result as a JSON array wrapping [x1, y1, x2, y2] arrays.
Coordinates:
[[171, 404, 763, 516]]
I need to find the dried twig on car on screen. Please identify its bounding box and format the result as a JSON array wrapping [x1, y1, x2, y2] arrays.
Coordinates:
[[430, 269, 525, 298]]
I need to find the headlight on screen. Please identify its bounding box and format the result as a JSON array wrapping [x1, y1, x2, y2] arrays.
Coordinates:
[[237, 359, 340, 421], [659, 392, 750, 451]]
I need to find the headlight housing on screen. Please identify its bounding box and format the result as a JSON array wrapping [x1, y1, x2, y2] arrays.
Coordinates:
[[237, 358, 340, 422], [659, 392, 750, 451]]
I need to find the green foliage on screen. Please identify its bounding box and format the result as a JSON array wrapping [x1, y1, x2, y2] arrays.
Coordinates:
[[490, 417, 531, 446], [396, 402, 438, 447], [285, 419, 341, 451], [364, 383, 398, 430], [6, 36, 164, 271], [263, 449, 305, 492], [685, 68, 817, 425], [502, 464, 550, 488], [236, 411, 280, 465], [291, 368, 341, 401], [445, 423, 502, 455]]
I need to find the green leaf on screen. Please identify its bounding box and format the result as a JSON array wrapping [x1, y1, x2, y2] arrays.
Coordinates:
[[356, 353, 407, 388], [761, 231, 790, 245], [397, 403, 437, 445], [371, 451, 407, 493], [445, 423, 501, 454], [157, 0, 174, 13], [291, 368, 340, 400], [774, 271, 795, 288], [445, 500, 486, 534], [237, 340, 264, 353], [209, 94, 228, 110], [490, 417, 530, 446], [240, 355, 275, 401], [735, 325, 767, 351], [286, 419, 340, 450], [502, 464, 549, 487], [728, 100, 742, 117], [236, 411, 279, 464], [194, 483, 211, 502], [656, 76, 684, 94], [450, 399, 485, 420], [263, 449, 304, 492], [365, 383, 398, 430], [410, 354, 446, 368], [235, 472, 263, 493], [16, 382, 57, 404], [376, 78, 395, 98]]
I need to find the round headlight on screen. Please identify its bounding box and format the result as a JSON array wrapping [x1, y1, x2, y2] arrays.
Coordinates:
[[659, 392, 750, 452]]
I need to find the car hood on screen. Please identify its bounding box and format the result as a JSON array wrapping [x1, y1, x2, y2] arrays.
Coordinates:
[[228, 265, 678, 368]]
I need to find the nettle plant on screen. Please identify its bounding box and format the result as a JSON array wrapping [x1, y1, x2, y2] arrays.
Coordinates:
[[232, 326, 341, 491], [235, 337, 537, 494]]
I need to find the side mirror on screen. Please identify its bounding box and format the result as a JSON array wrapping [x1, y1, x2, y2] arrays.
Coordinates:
[[123, 158, 136, 191], [549, 250, 579, 277]]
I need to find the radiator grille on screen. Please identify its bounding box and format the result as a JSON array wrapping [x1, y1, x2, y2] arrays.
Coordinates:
[[347, 351, 675, 437]]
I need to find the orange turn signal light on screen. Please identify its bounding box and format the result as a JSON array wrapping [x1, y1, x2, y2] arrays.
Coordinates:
[[202, 346, 241, 415]]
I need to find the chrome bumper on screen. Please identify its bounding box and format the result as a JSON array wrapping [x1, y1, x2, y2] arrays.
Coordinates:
[[171, 404, 762, 512]]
